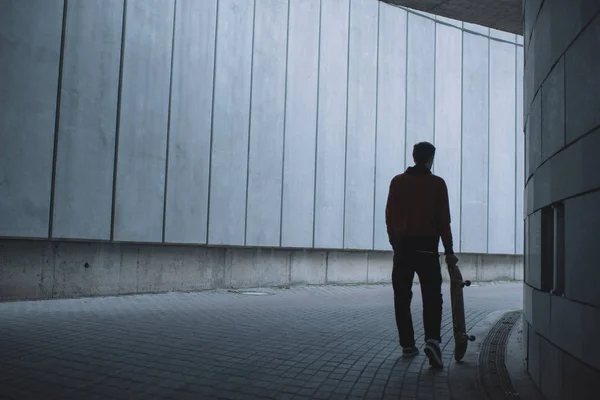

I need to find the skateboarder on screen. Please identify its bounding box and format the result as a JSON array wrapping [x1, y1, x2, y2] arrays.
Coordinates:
[[385, 141, 458, 369]]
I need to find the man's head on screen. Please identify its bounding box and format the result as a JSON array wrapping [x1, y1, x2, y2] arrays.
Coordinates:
[[412, 141, 436, 170]]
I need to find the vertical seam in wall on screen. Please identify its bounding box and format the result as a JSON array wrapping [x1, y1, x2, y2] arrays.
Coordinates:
[[371, 1, 380, 251], [312, 0, 323, 249], [403, 11, 409, 169], [486, 35, 491, 253], [342, 0, 352, 250], [110, 0, 128, 242], [514, 43, 518, 255], [244, 0, 257, 246], [162, 0, 177, 243], [458, 23, 464, 253], [432, 18, 437, 175], [279, 0, 291, 248], [48, 0, 69, 239], [206, 0, 219, 245]]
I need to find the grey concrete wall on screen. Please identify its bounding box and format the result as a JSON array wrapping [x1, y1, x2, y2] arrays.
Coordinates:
[[522, 1, 600, 399], [0, 239, 523, 301], [0, 0, 523, 255]]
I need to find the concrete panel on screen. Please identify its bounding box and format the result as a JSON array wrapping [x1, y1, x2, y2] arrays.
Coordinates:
[[527, 328, 541, 388], [527, 1, 549, 95], [562, 348, 600, 400], [405, 13, 435, 166], [164, 0, 217, 244], [281, 0, 320, 248], [52, 0, 123, 241], [314, 0, 350, 249], [549, 295, 585, 362], [564, 191, 600, 307], [524, 283, 533, 323], [581, 303, 600, 371], [0, 240, 228, 300], [525, 175, 535, 217], [490, 29, 516, 42], [208, 0, 255, 246], [541, 57, 565, 161], [488, 40, 516, 254], [408, 9, 436, 20], [523, 0, 542, 52], [435, 15, 462, 28], [523, 28, 536, 120], [344, 0, 378, 250], [531, 0, 600, 103], [68, 244, 226, 296], [530, 127, 600, 210], [177, 247, 227, 291], [434, 23, 462, 253], [0, 0, 63, 238], [563, 351, 600, 400], [531, 288, 550, 338], [527, 92, 542, 178], [327, 251, 368, 284], [290, 250, 327, 285], [113, 0, 174, 242], [0, 240, 525, 301], [539, 337, 563, 400], [460, 32, 489, 253], [225, 248, 290, 288], [52, 242, 122, 296], [532, 161, 551, 210], [367, 252, 393, 283], [373, 6, 407, 250], [477, 254, 516, 281], [0, 241, 54, 301], [515, 260, 524, 280], [245, 0, 288, 247], [565, 13, 600, 144], [463, 22, 489, 36], [515, 47, 525, 254], [442, 254, 476, 282]]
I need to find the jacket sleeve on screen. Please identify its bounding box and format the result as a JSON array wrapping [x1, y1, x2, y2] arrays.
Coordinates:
[[385, 179, 395, 245], [437, 179, 454, 255]]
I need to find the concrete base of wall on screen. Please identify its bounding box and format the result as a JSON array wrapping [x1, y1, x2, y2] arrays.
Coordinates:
[[0, 239, 523, 301]]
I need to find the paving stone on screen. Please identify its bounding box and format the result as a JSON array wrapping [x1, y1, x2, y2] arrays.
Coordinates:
[[0, 283, 522, 399]]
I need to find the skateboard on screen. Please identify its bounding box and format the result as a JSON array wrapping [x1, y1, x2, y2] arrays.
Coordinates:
[[447, 263, 476, 362]]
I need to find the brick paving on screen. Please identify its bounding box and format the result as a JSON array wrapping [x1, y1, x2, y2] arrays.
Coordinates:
[[0, 282, 522, 400]]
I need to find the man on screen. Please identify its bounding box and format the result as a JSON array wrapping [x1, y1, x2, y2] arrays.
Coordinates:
[[385, 141, 458, 369]]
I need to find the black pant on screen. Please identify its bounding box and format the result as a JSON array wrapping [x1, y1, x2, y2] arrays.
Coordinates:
[[391, 246, 443, 348]]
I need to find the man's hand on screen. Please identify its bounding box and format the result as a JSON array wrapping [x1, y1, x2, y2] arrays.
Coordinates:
[[445, 254, 458, 267]]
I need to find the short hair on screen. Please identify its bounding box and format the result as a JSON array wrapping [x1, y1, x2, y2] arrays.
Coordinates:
[[412, 142, 436, 165]]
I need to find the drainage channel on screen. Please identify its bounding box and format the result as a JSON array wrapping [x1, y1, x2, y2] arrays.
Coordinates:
[[478, 310, 522, 400], [227, 290, 274, 296]]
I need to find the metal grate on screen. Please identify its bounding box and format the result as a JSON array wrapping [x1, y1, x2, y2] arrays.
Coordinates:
[[478, 310, 522, 399]]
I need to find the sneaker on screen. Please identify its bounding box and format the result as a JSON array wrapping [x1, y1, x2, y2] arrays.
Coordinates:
[[402, 346, 419, 358], [424, 340, 443, 368]]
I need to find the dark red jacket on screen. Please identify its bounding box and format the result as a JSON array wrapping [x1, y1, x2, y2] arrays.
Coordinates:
[[385, 165, 454, 255]]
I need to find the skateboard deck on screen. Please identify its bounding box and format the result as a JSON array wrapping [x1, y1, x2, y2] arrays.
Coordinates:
[[447, 264, 476, 362]]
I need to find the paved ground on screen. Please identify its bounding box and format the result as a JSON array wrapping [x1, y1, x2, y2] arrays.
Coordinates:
[[1, 282, 523, 400]]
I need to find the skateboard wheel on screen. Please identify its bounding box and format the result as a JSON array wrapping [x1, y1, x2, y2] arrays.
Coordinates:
[[468, 335, 476, 341], [464, 280, 471, 287]]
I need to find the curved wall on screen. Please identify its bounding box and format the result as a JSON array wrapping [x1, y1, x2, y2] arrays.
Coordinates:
[[523, 0, 600, 398], [1, 0, 523, 254]]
